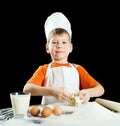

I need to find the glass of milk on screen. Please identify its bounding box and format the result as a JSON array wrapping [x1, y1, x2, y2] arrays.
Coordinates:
[[10, 92, 31, 119]]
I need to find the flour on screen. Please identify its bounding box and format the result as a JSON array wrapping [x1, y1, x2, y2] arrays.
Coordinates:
[[72, 102, 119, 121], [1, 102, 120, 126]]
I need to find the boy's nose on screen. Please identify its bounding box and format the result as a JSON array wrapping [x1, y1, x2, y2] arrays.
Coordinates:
[[57, 43, 62, 48]]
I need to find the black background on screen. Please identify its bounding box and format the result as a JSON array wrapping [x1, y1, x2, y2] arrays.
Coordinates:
[[1, 2, 119, 109]]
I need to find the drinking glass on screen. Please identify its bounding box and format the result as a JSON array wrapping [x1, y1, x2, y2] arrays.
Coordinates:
[[10, 92, 31, 119]]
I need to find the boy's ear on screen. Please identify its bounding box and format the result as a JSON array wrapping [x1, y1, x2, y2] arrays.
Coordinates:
[[69, 43, 73, 53], [46, 45, 50, 54]]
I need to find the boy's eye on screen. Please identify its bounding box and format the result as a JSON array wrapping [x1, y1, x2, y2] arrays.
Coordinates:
[[63, 42, 67, 44], [52, 42, 57, 44], [51, 41, 67, 44]]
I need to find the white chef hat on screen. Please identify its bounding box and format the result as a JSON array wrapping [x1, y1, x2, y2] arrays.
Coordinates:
[[44, 12, 72, 40]]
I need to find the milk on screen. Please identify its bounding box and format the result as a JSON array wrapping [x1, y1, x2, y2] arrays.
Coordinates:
[[10, 92, 31, 118]]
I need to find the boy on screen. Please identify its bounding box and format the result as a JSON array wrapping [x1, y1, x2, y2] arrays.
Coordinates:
[[23, 12, 104, 105]]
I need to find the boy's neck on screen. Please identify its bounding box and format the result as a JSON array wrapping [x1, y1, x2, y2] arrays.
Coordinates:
[[52, 61, 69, 64]]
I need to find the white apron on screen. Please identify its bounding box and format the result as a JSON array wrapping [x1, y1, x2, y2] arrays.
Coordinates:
[[41, 63, 80, 105]]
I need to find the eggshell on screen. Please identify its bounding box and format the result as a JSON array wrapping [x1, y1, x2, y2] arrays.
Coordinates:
[[29, 105, 40, 116], [53, 105, 62, 116], [41, 106, 52, 118]]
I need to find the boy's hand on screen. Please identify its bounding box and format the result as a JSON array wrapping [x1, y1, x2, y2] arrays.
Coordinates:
[[53, 87, 70, 101], [78, 90, 90, 103]]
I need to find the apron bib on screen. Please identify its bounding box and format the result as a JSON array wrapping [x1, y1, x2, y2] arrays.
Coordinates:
[[41, 63, 80, 105]]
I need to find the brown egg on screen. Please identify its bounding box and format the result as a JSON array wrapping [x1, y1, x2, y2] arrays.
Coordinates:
[[53, 105, 62, 116], [41, 106, 52, 118], [29, 105, 40, 116]]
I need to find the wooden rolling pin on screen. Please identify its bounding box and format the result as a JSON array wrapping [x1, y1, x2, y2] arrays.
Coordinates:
[[95, 98, 120, 112]]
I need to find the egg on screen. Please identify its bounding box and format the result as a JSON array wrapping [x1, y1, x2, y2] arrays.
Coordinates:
[[29, 105, 40, 116], [41, 106, 52, 118], [53, 105, 62, 116]]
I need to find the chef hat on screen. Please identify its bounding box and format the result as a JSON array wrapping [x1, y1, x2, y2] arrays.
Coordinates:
[[44, 12, 72, 40]]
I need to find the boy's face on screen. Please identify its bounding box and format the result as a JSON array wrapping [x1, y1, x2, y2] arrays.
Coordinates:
[[46, 33, 73, 62]]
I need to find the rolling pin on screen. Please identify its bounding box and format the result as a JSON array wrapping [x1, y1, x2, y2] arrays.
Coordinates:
[[95, 98, 120, 112]]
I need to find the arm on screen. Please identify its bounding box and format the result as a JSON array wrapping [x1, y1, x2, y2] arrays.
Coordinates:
[[79, 84, 105, 103], [23, 83, 70, 101], [76, 65, 105, 103], [83, 83, 105, 98], [23, 83, 55, 96]]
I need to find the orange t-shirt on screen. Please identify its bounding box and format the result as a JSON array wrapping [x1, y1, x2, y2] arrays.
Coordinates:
[[27, 62, 99, 89]]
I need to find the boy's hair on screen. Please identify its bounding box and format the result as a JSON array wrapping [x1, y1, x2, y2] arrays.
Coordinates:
[[47, 28, 71, 43]]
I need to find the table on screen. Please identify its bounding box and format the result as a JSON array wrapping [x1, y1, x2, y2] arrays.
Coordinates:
[[0, 102, 120, 126]]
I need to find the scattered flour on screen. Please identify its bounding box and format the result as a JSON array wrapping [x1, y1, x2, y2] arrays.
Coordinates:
[[1, 102, 120, 126]]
